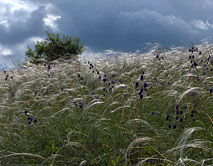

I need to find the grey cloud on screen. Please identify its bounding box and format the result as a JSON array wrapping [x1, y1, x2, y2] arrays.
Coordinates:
[[45, 0, 213, 51], [1, 0, 213, 68], [0, 6, 46, 46]]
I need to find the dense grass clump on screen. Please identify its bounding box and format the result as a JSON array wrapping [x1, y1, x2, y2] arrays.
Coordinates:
[[0, 43, 212, 165]]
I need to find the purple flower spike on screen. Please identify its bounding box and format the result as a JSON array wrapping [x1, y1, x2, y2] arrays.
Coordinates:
[[47, 64, 51, 72], [34, 119, 37, 123], [166, 115, 170, 121], [144, 82, 148, 88], [139, 88, 144, 94], [27, 116, 33, 125], [35, 90, 38, 95], [24, 110, 29, 115], [11, 91, 15, 97], [46, 89, 49, 95], [5, 75, 9, 80], [103, 87, 107, 92], [136, 81, 139, 87], [28, 116, 33, 121]]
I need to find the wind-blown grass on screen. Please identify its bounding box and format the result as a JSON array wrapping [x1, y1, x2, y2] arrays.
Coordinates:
[[0, 43, 212, 165]]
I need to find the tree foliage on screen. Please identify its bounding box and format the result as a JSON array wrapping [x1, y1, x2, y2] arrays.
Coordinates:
[[25, 31, 85, 64]]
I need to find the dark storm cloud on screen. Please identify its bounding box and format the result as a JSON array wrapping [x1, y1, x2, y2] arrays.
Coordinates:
[[0, 6, 45, 45], [1, 0, 213, 68], [45, 0, 213, 51]]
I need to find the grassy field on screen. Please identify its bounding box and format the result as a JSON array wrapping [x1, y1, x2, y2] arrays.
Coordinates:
[[0, 43, 212, 165]]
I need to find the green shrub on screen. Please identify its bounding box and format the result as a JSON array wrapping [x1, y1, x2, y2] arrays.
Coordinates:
[[25, 31, 85, 64]]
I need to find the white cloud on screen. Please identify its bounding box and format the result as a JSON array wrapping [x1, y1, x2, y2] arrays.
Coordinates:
[[1, 49, 13, 56], [43, 14, 61, 31], [14, 36, 45, 58], [44, 3, 56, 12], [0, 0, 38, 21], [193, 20, 213, 30], [29, 36, 45, 43], [0, 44, 13, 57], [0, 36, 45, 69], [0, 0, 36, 13], [0, 20, 9, 30]]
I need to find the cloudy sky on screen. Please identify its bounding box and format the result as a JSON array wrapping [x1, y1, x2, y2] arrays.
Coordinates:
[[0, 0, 213, 68]]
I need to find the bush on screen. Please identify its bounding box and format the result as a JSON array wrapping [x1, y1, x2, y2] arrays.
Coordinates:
[[25, 31, 85, 64]]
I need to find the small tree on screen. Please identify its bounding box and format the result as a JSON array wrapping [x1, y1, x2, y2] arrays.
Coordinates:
[[25, 31, 85, 64]]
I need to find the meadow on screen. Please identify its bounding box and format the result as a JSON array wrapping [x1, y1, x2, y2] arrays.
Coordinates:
[[0, 43, 212, 165]]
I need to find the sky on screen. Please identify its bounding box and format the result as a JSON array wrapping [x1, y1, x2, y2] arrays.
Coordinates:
[[1, 0, 213, 69]]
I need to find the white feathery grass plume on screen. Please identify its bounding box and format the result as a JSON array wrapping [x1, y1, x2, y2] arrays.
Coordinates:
[[0, 152, 48, 163], [125, 137, 154, 166], [81, 100, 104, 118], [101, 101, 120, 116], [168, 127, 211, 165], [111, 105, 131, 113], [201, 158, 213, 166], [177, 87, 202, 104], [79, 160, 87, 166], [136, 157, 174, 166]]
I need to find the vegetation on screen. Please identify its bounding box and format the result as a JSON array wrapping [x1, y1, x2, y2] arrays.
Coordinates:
[[25, 31, 85, 64], [0, 43, 212, 165]]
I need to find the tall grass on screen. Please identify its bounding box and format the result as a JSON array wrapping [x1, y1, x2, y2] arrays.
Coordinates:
[[0, 43, 212, 165]]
